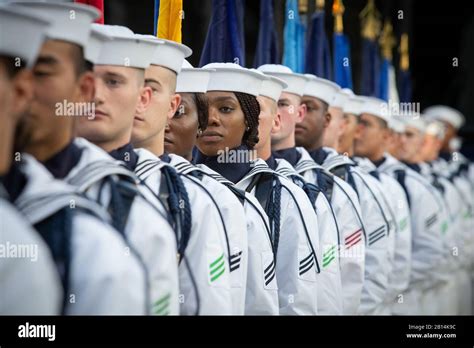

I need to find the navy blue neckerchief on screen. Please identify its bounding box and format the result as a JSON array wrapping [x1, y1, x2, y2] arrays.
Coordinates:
[[3, 161, 27, 203], [265, 155, 278, 171], [403, 161, 421, 174], [109, 143, 139, 171], [308, 147, 329, 165], [372, 157, 386, 168], [194, 145, 253, 184], [272, 147, 302, 167], [42, 141, 83, 179]]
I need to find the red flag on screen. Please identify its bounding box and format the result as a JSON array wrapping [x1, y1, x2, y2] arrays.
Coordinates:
[[75, 0, 104, 24]]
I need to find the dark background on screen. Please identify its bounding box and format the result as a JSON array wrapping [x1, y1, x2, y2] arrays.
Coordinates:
[[104, 0, 474, 159]]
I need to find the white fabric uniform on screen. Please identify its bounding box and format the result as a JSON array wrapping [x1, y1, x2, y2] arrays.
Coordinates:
[[164, 154, 248, 315], [189, 164, 279, 315], [233, 159, 320, 315], [272, 158, 343, 314], [355, 157, 412, 313], [63, 138, 179, 315], [134, 148, 232, 315], [378, 154, 447, 315], [294, 147, 365, 314], [322, 150, 395, 315], [0, 196, 62, 315], [11, 155, 147, 314], [422, 161, 472, 315]]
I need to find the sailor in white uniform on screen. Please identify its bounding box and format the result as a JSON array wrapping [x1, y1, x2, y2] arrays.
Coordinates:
[[358, 101, 447, 315], [264, 68, 365, 314], [159, 61, 249, 314], [11, 4, 179, 315], [256, 65, 344, 315], [194, 64, 294, 314], [124, 38, 234, 315], [250, 68, 322, 315], [342, 95, 411, 314], [399, 116, 468, 315], [319, 91, 396, 315], [0, 5, 62, 315]]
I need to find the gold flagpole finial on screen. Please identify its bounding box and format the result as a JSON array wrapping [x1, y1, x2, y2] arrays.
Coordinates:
[[400, 33, 410, 71], [299, 0, 309, 14], [332, 0, 345, 33], [359, 0, 381, 40], [316, 0, 325, 11], [379, 19, 396, 61]]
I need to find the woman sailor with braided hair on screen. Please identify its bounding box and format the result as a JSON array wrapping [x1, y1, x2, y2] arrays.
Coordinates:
[[194, 63, 322, 315], [161, 61, 249, 314]]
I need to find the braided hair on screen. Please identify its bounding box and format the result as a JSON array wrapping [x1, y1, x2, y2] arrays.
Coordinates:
[[234, 92, 260, 148], [193, 92, 209, 132]]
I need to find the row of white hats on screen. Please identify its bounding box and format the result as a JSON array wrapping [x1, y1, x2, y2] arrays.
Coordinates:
[[1, 2, 465, 136]]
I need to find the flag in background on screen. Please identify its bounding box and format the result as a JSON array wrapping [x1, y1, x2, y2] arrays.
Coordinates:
[[253, 0, 280, 67], [155, 0, 183, 42], [359, 0, 381, 97], [398, 33, 412, 102], [305, 5, 331, 79], [332, 0, 352, 89], [377, 20, 398, 102], [199, 0, 246, 67], [282, 0, 306, 73], [75, 0, 104, 23], [360, 37, 380, 96]]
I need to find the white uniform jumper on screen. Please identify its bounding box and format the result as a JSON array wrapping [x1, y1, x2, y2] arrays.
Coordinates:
[[289, 147, 366, 314], [270, 156, 344, 314], [161, 153, 248, 315], [188, 163, 279, 315], [134, 148, 233, 315], [57, 138, 179, 315], [378, 154, 447, 315], [6, 155, 147, 314]]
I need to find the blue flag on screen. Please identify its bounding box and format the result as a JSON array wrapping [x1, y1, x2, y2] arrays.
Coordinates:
[[282, 0, 305, 73], [378, 58, 389, 101], [199, 0, 245, 67], [254, 0, 279, 67], [305, 10, 331, 79], [398, 69, 412, 103], [360, 38, 380, 96], [333, 32, 353, 89]]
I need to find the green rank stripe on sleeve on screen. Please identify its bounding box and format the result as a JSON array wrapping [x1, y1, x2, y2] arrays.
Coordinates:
[[322, 245, 337, 268], [441, 221, 448, 235], [153, 293, 171, 315], [210, 253, 225, 282], [399, 217, 408, 231]]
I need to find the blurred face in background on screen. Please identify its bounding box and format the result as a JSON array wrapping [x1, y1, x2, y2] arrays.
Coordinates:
[[399, 126, 425, 163], [296, 95, 329, 151], [323, 106, 345, 150], [386, 131, 404, 160], [354, 113, 389, 161], [338, 113, 358, 155]]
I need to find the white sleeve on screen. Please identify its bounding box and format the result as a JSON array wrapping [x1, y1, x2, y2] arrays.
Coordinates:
[[0, 200, 62, 315], [277, 181, 319, 315], [126, 193, 180, 315], [178, 181, 233, 315], [67, 212, 147, 315], [314, 194, 344, 314], [331, 178, 366, 314], [352, 174, 392, 315], [243, 194, 279, 315]]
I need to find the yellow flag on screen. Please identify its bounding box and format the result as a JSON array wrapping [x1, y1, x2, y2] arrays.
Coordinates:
[[157, 0, 182, 43]]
